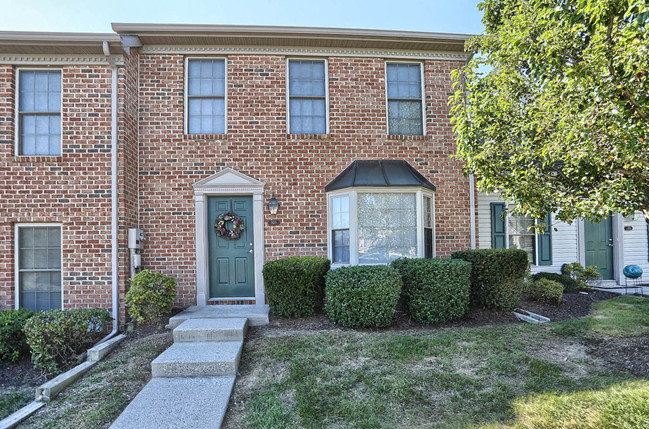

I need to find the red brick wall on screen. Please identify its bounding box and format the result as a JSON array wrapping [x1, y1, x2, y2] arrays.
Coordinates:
[[0, 64, 116, 311], [136, 54, 471, 307], [0, 52, 471, 312]]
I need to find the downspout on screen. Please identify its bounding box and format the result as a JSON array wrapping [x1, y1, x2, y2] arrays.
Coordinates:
[[469, 174, 476, 249], [98, 40, 119, 343]]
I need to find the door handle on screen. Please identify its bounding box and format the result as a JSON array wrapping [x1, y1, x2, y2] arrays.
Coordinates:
[[249, 249, 254, 254]]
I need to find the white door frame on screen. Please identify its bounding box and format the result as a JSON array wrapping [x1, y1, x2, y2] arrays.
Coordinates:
[[193, 168, 266, 306]]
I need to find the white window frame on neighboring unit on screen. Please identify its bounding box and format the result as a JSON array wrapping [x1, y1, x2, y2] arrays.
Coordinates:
[[184, 57, 228, 135], [326, 187, 435, 267], [286, 58, 329, 135], [14, 223, 63, 311], [384, 61, 426, 136], [15, 68, 63, 156]]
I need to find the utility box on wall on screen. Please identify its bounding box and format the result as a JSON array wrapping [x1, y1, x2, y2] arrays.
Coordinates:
[[128, 228, 145, 249]]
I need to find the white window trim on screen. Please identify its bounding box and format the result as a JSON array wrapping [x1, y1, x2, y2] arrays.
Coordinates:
[[286, 58, 329, 135], [14, 223, 64, 310], [502, 209, 540, 267], [384, 60, 426, 137], [327, 186, 435, 267], [15, 68, 63, 156], [184, 57, 228, 135]]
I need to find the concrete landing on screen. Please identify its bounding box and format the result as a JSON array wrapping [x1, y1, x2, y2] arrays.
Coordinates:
[[151, 341, 242, 377], [109, 376, 235, 429], [167, 304, 269, 329], [173, 318, 248, 342]]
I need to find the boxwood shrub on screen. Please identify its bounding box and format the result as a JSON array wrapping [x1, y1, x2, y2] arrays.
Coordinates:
[[24, 308, 111, 373], [263, 257, 331, 318], [451, 249, 529, 311], [528, 279, 564, 304], [530, 272, 579, 293], [324, 265, 402, 328], [125, 270, 177, 324], [0, 309, 34, 364], [391, 258, 471, 324]]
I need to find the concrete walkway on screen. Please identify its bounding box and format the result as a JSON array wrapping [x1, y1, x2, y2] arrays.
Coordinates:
[[594, 284, 649, 297], [110, 305, 269, 429]]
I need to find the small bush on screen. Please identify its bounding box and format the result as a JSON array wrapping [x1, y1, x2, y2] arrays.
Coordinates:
[[451, 249, 529, 311], [24, 308, 111, 373], [0, 309, 34, 364], [325, 265, 402, 328], [528, 279, 564, 304], [391, 258, 471, 324], [561, 263, 601, 289], [531, 272, 579, 293], [125, 270, 177, 324], [263, 257, 331, 318]]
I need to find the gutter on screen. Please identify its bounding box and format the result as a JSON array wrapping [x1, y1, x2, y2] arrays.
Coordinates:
[[97, 40, 119, 343]]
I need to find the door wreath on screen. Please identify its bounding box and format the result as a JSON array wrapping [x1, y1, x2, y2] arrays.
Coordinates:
[[215, 212, 245, 239]]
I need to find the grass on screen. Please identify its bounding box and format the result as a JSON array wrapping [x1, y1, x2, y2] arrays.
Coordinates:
[[0, 390, 32, 420], [19, 330, 172, 429], [225, 296, 649, 429]]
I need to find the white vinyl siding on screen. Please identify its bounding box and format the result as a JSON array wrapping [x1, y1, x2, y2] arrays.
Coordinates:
[[477, 192, 576, 273], [623, 213, 649, 276]]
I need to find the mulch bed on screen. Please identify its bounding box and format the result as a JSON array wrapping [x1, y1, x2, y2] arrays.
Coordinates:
[[589, 335, 649, 378], [262, 289, 618, 334]]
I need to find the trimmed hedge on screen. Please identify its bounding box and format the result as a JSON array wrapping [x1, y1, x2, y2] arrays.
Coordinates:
[[391, 258, 471, 324], [0, 309, 34, 364], [530, 272, 579, 293], [528, 279, 563, 304], [451, 249, 529, 311], [325, 265, 402, 328], [125, 270, 177, 324], [263, 257, 331, 318], [24, 308, 111, 373]]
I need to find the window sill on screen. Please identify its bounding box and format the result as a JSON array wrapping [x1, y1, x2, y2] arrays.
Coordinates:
[[287, 134, 330, 140], [9, 156, 64, 163], [387, 134, 432, 141], [185, 133, 228, 141]]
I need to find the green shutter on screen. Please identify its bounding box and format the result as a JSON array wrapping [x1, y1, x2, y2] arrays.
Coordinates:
[[491, 203, 506, 249], [537, 212, 552, 266]]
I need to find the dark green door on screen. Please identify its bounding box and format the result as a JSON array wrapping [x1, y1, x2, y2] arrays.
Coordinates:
[[584, 217, 614, 280], [208, 196, 255, 298]]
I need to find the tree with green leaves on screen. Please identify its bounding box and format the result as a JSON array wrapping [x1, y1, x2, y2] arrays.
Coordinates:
[[450, 0, 648, 225]]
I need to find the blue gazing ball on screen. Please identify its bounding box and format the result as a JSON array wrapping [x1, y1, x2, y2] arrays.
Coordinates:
[[623, 265, 643, 279]]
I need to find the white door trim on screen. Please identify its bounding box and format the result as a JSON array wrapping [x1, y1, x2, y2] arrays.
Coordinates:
[[193, 168, 266, 306]]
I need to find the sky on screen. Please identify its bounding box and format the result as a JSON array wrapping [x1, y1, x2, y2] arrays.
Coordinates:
[[0, 0, 484, 35]]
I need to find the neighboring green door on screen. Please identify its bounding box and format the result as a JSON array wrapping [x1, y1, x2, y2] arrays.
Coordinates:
[[208, 196, 255, 298], [584, 217, 614, 280]]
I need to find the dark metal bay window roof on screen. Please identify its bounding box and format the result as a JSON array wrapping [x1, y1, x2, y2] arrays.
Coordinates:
[[325, 160, 436, 192]]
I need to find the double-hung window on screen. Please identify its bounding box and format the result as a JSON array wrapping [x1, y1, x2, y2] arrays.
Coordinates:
[[187, 58, 226, 134], [16, 225, 62, 311], [491, 203, 552, 265], [288, 60, 327, 134], [18, 70, 61, 155], [386, 62, 423, 136]]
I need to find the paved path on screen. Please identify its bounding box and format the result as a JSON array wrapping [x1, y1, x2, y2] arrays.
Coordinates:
[[111, 305, 269, 429]]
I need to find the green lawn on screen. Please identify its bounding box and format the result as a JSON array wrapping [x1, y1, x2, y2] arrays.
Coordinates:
[[224, 296, 649, 429]]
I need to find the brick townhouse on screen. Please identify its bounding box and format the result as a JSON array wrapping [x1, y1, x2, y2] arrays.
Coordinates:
[[0, 24, 474, 327]]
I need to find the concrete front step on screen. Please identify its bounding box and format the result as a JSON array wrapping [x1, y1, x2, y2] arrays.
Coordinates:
[[109, 376, 235, 429], [167, 304, 269, 329], [151, 341, 243, 378], [173, 318, 248, 343]]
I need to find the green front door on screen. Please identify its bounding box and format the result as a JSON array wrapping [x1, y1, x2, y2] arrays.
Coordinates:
[[585, 217, 614, 280], [208, 196, 255, 298]]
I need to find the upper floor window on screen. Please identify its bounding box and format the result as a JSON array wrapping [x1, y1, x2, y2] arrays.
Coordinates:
[[18, 70, 61, 155], [386, 62, 423, 136], [288, 60, 327, 134], [187, 59, 226, 134]]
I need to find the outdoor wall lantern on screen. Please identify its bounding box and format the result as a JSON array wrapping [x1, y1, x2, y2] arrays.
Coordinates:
[[268, 195, 280, 215]]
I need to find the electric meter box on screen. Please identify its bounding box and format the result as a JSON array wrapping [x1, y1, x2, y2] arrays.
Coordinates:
[[128, 228, 145, 249]]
